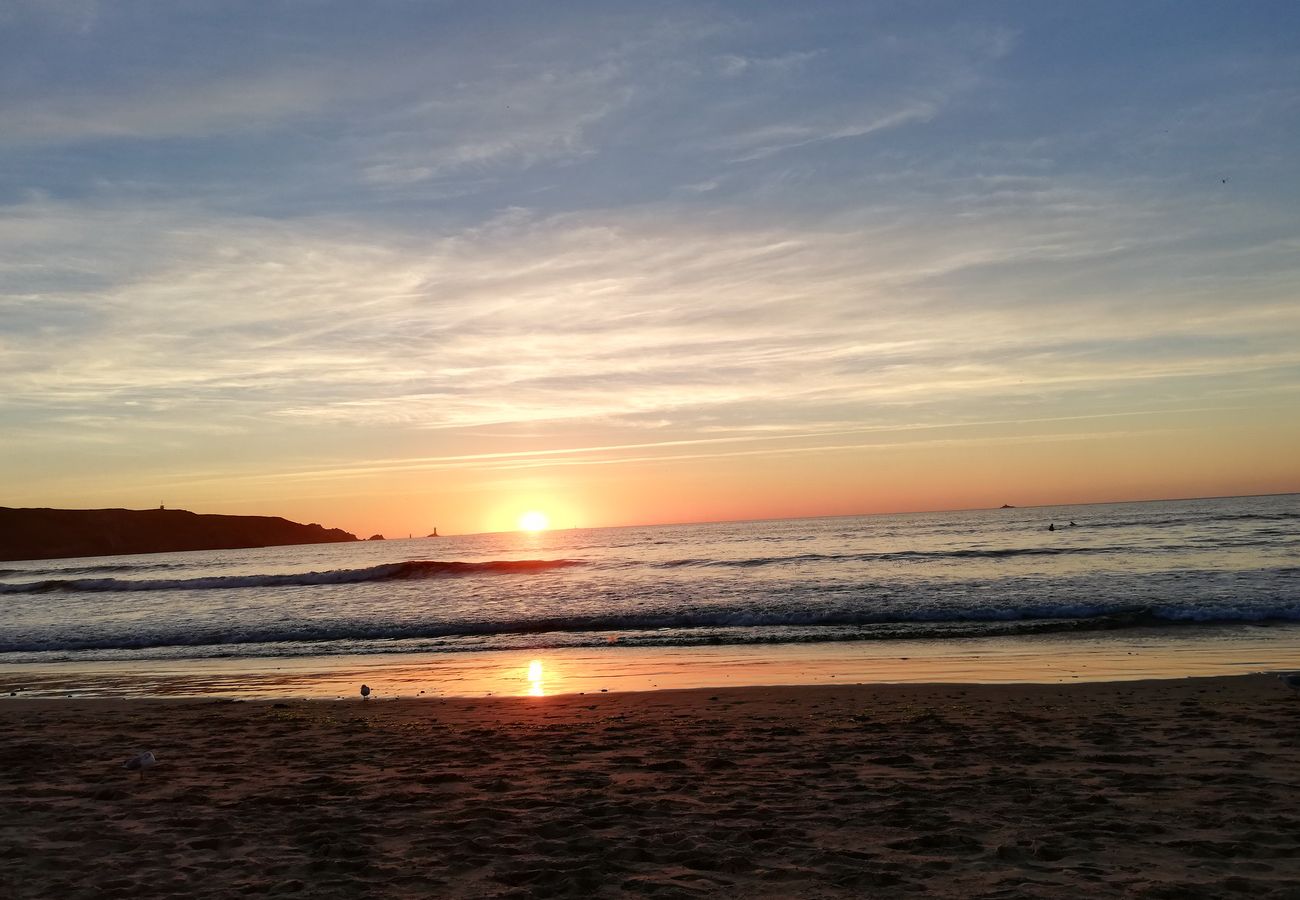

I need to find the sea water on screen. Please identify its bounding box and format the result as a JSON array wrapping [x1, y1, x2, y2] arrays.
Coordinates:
[[1, 495, 1296, 669]]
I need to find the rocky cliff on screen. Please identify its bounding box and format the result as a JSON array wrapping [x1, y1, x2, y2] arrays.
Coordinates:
[[0, 507, 358, 562]]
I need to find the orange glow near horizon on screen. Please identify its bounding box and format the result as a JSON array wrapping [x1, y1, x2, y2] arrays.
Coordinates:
[[41, 410, 1297, 538]]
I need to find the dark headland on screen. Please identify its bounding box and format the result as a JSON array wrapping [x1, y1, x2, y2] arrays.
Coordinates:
[[0, 507, 358, 562]]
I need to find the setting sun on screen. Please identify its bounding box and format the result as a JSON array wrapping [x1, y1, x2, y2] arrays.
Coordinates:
[[518, 510, 550, 532]]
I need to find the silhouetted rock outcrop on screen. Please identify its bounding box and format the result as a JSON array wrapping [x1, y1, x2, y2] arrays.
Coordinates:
[[367, 534, 385, 541], [0, 507, 358, 562]]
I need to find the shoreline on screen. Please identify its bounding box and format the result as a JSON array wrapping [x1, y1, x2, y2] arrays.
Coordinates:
[[3, 624, 1298, 700], [0, 669, 1291, 707], [2, 675, 1298, 897]]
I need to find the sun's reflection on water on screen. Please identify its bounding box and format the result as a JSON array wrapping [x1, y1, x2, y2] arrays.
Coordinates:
[[528, 659, 544, 696]]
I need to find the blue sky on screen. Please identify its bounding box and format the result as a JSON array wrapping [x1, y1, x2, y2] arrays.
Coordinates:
[[2, 1, 1298, 532]]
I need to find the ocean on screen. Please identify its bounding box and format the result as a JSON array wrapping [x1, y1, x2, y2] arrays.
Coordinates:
[[1, 494, 1297, 673]]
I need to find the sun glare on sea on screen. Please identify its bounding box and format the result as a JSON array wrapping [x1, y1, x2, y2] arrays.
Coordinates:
[[518, 510, 550, 532], [528, 659, 544, 696]]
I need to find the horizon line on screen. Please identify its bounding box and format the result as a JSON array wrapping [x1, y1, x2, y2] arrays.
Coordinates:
[[3, 490, 1294, 539]]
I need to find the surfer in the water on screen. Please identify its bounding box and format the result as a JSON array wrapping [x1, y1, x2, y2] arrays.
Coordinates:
[[1048, 523, 1056, 532]]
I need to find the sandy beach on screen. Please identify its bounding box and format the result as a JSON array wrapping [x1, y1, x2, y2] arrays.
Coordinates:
[[2, 675, 1298, 898]]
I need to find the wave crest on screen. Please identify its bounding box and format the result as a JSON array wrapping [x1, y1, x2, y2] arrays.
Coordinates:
[[6, 604, 1300, 656], [654, 546, 1150, 568], [0, 558, 583, 594]]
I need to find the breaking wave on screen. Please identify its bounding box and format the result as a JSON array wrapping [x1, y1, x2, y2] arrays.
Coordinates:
[[0, 559, 584, 594], [4, 603, 1299, 656], [653, 547, 1136, 568]]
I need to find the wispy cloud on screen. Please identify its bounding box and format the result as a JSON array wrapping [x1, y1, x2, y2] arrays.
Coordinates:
[[0, 70, 338, 145], [717, 49, 824, 78], [720, 104, 938, 162], [4, 175, 1296, 448]]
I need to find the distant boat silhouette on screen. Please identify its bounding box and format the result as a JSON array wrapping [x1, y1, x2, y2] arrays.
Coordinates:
[[999, 504, 1015, 509]]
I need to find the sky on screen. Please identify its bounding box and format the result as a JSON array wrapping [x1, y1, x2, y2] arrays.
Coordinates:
[[1, 0, 1298, 536]]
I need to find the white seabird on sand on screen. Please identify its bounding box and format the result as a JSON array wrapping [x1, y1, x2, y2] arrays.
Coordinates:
[[123, 751, 156, 780], [1279, 673, 1300, 696], [360, 684, 371, 700]]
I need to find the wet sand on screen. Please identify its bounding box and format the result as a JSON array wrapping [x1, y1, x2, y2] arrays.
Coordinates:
[[5, 623, 1299, 700], [2, 675, 1299, 898]]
